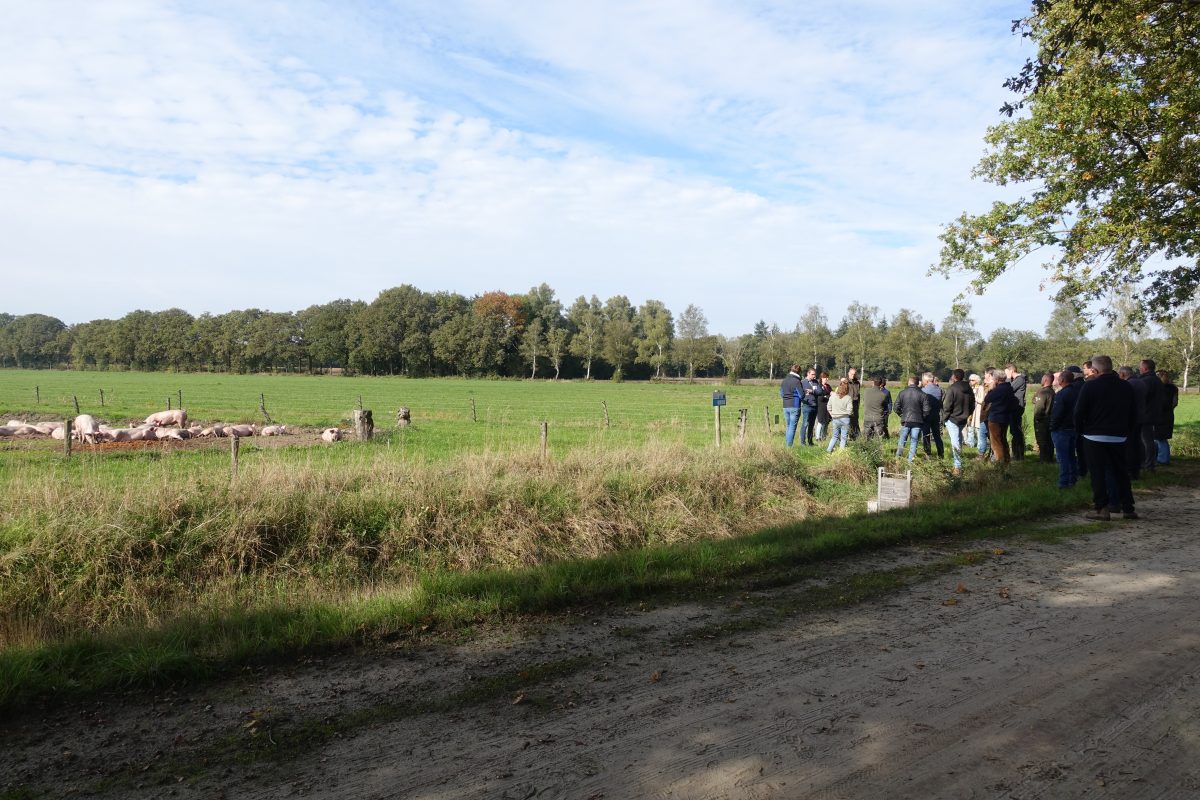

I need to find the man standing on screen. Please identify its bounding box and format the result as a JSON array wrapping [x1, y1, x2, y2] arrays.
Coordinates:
[[861, 375, 891, 439], [1005, 363, 1028, 460], [1118, 365, 1147, 480], [1155, 369, 1179, 464], [847, 367, 862, 439], [1032, 373, 1055, 463], [780, 364, 803, 447], [941, 369, 975, 475], [895, 376, 931, 463], [1049, 370, 1081, 487], [1136, 359, 1163, 474], [1076, 355, 1137, 520], [920, 372, 944, 459], [799, 367, 821, 446]]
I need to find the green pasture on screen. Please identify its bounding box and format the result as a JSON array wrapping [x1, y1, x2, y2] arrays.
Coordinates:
[[0, 369, 785, 459]]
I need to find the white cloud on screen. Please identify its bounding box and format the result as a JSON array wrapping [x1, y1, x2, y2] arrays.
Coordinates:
[[0, 0, 1058, 337]]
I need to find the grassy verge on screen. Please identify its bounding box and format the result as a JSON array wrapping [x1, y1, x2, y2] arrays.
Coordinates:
[[5, 441, 1187, 710]]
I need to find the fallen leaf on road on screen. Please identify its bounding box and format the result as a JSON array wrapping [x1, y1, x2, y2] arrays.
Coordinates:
[[943, 598, 960, 606], [650, 671, 662, 683], [999, 587, 1011, 599], [955, 582, 970, 593], [992, 548, 1006, 556], [511, 693, 526, 705]]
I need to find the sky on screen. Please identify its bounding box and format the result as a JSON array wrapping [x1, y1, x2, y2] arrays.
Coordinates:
[[0, 0, 1057, 338]]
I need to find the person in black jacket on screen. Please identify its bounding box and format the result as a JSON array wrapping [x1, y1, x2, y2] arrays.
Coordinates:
[[941, 368, 975, 474], [1005, 363, 1028, 460], [982, 369, 1017, 464], [1137, 359, 1163, 473], [847, 367, 862, 439], [1076, 355, 1137, 520], [1049, 370, 1081, 487], [799, 368, 821, 446], [1155, 369, 1179, 464], [894, 376, 931, 463], [1119, 365, 1147, 480]]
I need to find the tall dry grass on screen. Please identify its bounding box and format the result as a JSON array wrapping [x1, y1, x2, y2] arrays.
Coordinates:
[[0, 442, 819, 647]]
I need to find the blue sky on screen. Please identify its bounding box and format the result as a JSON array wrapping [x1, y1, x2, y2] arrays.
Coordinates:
[[0, 0, 1057, 337]]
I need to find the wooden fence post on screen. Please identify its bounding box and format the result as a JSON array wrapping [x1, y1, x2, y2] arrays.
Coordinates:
[[99, 388, 105, 407], [230, 434, 240, 479], [63, 419, 72, 458], [178, 389, 183, 409], [540, 421, 549, 459], [738, 408, 747, 442], [602, 400, 610, 429], [714, 405, 722, 449], [470, 397, 477, 422], [353, 409, 374, 441], [764, 405, 772, 434], [35, 385, 40, 405], [259, 394, 273, 424], [73, 395, 80, 415], [166, 396, 172, 410]]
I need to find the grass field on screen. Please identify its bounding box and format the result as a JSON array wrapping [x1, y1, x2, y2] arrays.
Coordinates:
[[0, 369, 786, 458], [1, 369, 1197, 709]]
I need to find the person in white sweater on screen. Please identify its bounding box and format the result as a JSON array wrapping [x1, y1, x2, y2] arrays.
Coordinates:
[[826, 378, 855, 452]]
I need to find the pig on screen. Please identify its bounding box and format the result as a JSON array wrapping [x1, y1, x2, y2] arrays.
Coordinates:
[[155, 428, 186, 441], [145, 409, 187, 428], [259, 425, 289, 436], [105, 428, 136, 443], [320, 428, 342, 442], [225, 424, 255, 437], [9, 424, 41, 436], [186, 425, 203, 437], [73, 414, 102, 444], [34, 422, 63, 435], [129, 426, 156, 442], [50, 426, 66, 440], [0, 426, 17, 437]]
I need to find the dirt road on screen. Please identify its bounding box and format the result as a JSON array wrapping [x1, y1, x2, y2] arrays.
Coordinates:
[[4, 485, 1199, 799]]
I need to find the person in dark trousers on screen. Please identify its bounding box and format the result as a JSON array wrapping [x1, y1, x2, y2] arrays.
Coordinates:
[[847, 367, 862, 439], [1119, 365, 1147, 480], [1032, 373, 1055, 463], [1076, 361, 1095, 477], [941, 368, 975, 475], [780, 364, 804, 447], [861, 375, 891, 439], [982, 369, 1017, 464], [1155, 369, 1179, 464], [815, 372, 832, 441], [799, 368, 821, 446], [1076, 355, 1137, 520], [1049, 370, 1081, 487], [894, 376, 932, 463], [1005, 363, 1028, 460], [920, 372, 944, 459], [1136, 359, 1163, 473]]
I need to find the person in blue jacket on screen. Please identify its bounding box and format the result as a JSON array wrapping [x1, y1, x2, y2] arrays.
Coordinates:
[[779, 364, 804, 447]]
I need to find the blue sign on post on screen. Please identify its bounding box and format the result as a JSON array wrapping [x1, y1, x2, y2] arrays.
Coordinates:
[[712, 391, 727, 407]]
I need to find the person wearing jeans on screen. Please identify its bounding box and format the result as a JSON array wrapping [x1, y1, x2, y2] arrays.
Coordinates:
[[1049, 370, 1081, 487], [799, 367, 821, 446], [941, 369, 975, 474], [826, 378, 854, 452], [894, 376, 931, 463], [780, 365, 803, 447]]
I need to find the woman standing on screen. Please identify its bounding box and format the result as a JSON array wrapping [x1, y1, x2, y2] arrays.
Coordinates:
[[982, 369, 1016, 464], [826, 378, 854, 452], [815, 372, 832, 440]]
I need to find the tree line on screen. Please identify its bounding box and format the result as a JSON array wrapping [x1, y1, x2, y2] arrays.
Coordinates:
[[2, 284, 1197, 388]]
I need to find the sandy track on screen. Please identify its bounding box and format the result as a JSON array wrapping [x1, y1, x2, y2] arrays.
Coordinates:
[[3, 486, 1199, 799]]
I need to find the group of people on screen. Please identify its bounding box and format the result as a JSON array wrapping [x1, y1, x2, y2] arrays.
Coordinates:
[[780, 358, 1180, 519]]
